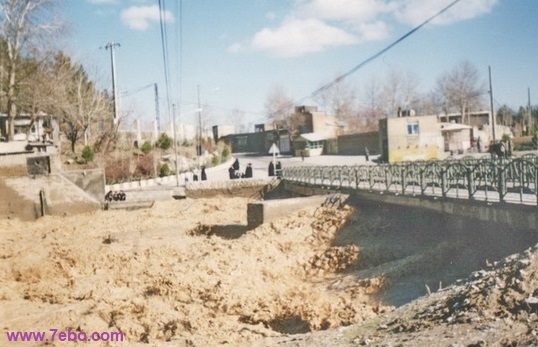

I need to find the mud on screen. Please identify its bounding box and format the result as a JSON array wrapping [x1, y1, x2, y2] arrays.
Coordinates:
[[0, 198, 387, 346]]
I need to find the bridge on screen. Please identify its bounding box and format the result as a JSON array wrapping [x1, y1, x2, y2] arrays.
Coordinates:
[[280, 154, 538, 231], [282, 154, 538, 206]]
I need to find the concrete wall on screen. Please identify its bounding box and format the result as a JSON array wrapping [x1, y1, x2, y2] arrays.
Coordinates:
[[186, 177, 280, 199], [380, 115, 442, 163], [224, 132, 267, 153], [0, 152, 29, 167], [283, 180, 538, 231], [3, 174, 101, 220], [62, 169, 106, 202], [247, 194, 348, 228], [337, 131, 380, 155]]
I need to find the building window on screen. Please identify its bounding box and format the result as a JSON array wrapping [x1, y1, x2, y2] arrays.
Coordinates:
[[305, 141, 323, 150], [407, 121, 419, 135]]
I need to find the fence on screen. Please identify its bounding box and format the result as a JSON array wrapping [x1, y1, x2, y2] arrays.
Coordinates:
[[282, 154, 538, 206]]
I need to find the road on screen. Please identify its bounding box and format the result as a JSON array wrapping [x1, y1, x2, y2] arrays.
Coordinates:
[[201, 153, 377, 182]]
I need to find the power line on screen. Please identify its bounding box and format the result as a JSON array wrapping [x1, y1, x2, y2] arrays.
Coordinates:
[[271, 0, 463, 118]]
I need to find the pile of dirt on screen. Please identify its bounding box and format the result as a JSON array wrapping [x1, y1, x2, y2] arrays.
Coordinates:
[[264, 244, 538, 347], [0, 197, 388, 346]]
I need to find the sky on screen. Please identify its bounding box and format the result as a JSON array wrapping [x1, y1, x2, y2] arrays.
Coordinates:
[[62, 0, 538, 132]]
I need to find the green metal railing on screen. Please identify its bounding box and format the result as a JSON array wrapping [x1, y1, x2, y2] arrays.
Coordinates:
[[282, 154, 538, 206]]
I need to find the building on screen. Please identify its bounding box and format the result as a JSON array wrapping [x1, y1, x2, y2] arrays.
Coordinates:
[[379, 115, 442, 163], [293, 133, 328, 157], [288, 106, 343, 157], [0, 113, 57, 142], [219, 106, 341, 156], [222, 129, 290, 154], [335, 131, 380, 155], [440, 122, 472, 153], [212, 125, 236, 143], [439, 111, 490, 128]]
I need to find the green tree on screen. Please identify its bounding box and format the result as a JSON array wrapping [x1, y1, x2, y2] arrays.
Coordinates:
[[140, 140, 152, 154], [156, 133, 172, 150], [81, 145, 94, 162]]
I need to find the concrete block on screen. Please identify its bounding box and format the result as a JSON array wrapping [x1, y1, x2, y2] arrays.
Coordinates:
[[247, 194, 348, 228]]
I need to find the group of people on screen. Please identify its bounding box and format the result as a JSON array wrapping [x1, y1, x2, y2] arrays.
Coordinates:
[[191, 166, 207, 181], [229, 159, 253, 179], [268, 161, 282, 177]]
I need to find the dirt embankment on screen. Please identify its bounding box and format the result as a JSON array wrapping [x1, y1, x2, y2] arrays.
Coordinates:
[[0, 198, 388, 346]]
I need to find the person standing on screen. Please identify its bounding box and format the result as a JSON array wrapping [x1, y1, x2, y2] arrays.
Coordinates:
[[276, 161, 282, 176], [201, 166, 207, 181], [268, 161, 275, 177], [229, 166, 235, 179], [245, 163, 253, 178], [364, 147, 370, 162]]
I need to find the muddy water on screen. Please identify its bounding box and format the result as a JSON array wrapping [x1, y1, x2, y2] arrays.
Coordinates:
[[334, 198, 538, 307]]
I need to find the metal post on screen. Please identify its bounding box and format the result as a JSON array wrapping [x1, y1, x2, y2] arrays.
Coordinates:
[[154, 83, 160, 133], [488, 66, 496, 142], [172, 104, 180, 187], [105, 42, 121, 125]]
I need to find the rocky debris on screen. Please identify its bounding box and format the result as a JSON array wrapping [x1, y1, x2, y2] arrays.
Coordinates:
[[384, 245, 538, 335], [304, 245, 359, 276]]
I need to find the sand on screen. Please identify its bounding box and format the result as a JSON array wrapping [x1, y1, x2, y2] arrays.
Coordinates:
[[0, 197, 387, 346]]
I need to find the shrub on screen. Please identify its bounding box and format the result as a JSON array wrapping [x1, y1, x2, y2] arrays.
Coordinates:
[[211, 155, 220, 166], [81, 145, 95, 162], [104, 156, 131, 184], [159, 163, 171, 177], [156, 133, 172, 150], [133, 154, 155, 178], [221, 146, 230, 160], [140, 140, 153, 154]]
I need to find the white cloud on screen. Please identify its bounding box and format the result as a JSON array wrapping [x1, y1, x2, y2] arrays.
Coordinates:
[[395, 0, 498, 26], [231, 0, 498, 58], [300, 0, 393, 21], [121, 5, 174, 31], [87, 0, 117, 4], [250, 18, 357, 58], [355, 20, 391, 41]]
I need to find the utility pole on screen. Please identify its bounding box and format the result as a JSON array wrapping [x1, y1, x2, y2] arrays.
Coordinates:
[[105, 42, 121, 125], [527, 88, 534, 135], [154, 83, 161, 133], [172, 104, 180, 187], [488, 66, 496, 142], [197, 85, 202, 162]]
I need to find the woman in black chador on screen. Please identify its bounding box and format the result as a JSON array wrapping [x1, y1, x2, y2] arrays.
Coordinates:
[[201, 166, 207, 181], [245, 163, 253, 178], [229, 166, 236, 179], [233, 158, 240, 171], [268, 161, 275, 176]]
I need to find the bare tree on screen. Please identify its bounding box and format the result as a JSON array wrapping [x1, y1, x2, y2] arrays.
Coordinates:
[[48, 52, 113, 152], [356, 76, 383, 131], [436, 60, 485, 124], [315, 74, 357, 117], [0, 0, 62, 141], [229, 108, 245, 133], [314, 73, 358, 134], [264, 85, 297, 132], [380, 69, 421, 117]]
